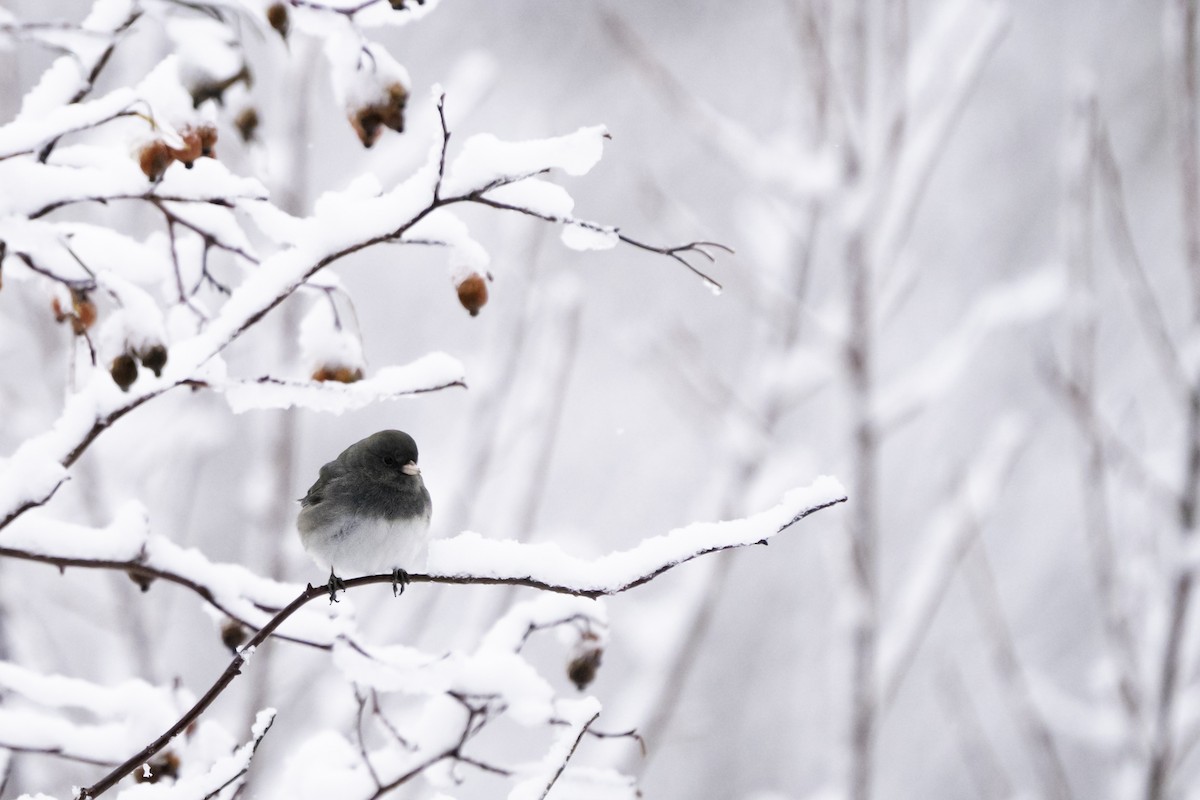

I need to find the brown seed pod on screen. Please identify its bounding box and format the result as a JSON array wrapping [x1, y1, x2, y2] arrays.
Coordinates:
[[220, 619, 249, 653], [137, 343, 169, 377], [189, 64, 252, 108], [134, 751, 180, 784], [348, 82, 409, 147], [234, 107, 259, 142], [110, 352, 139, 391], [137, 140, 174, 182], [312, 365, 364, 383], [381, 82, 408, 133], [266, 2, 289, 37], [196, 124, 218, 158], [349, 107, 386, 148], [128, 570, 155, 592], [567, 645, 603, 691], [455, 272, 489, 317], [70, 289, 97, 334]]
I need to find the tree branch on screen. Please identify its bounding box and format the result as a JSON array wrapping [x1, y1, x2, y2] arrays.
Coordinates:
[[67, 487, 843, 797]]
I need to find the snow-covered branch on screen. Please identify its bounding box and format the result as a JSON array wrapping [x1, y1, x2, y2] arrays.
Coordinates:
[[51, 478, 842, 797]]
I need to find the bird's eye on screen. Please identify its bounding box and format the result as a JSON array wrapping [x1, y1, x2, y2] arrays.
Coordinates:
[[382, 456, 396, 467]]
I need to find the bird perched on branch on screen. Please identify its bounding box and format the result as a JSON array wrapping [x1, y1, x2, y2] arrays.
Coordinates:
[[298, 430, 432, 602]]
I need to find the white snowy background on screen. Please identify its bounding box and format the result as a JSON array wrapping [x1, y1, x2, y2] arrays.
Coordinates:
[[0, 0, 1189, 799]]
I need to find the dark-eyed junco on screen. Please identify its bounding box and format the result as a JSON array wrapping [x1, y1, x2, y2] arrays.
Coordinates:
[[297, 430, 432, 601]]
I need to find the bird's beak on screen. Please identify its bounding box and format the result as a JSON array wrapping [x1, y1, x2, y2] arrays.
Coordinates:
[[402, 461, 421, 476]]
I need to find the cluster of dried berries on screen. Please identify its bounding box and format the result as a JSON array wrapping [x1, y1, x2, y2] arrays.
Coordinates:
[[311, 365, 364, 383], [51, 288, 97, 335], [136, 124, 219, 181], [110, 344, 169, 392], [350, 82, 409, 148]]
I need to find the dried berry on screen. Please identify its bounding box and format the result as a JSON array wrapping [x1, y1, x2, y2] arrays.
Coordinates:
[[567, 645, 603, 691], [455, 272, 489, 317], [234, 107, 259, 142], [70, 289, 97, 335], [52, 290, 97, 334], [111, 352, 139, 391], [196, 124, 218, 157], [220, 619, 249, 652], [189, 64, 252, 108], [137, 140, 174, 182], [348, 82, 408, 147], [137, 343, 168, 377], [266, 2, 289, 37], [312, 366, 364, 383], [134, 751, 180, 784], [128, 571, 155, 592]]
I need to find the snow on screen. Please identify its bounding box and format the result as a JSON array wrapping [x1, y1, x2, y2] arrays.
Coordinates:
[[561, 221, 618, 252], [441, 126, 609, 198], [484, 179, 576, 218], [326, 35, 410, 112], [507, 697, 601, 800], [427, 476, 847, 592], [299, 298, 365, 376], [403, 208, 491, 278], [0, 659, 187, 767], [215, 352, 465, 414], [17, 57, 87, 120], [0, 88, 135, 158], [116, 709, 276, 800], [57, 223, 168, 284], [95, 273, 169, 354]]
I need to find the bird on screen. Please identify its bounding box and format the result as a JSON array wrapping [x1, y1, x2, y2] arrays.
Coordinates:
[[297, 430, 432, 602]]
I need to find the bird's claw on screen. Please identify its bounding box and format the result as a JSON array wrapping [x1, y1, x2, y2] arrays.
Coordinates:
[[392, 568, 410, 598], [325, 568, 347, 604]]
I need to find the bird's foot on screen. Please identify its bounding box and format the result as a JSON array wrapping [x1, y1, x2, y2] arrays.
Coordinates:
[[392, 568, 410, 598], [325, 567, 347, 604]]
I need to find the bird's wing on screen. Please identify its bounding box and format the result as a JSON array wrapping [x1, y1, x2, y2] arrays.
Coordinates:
[[299, 460, 348, 507]]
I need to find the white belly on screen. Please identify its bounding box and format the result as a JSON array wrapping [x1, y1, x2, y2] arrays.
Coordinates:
[[300, 514, 430, 576]]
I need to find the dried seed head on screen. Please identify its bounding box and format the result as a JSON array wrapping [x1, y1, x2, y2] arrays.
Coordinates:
[[266, 2, 289, 37], [348, 83, 409, 147], [111, 352, 139, 391], [350, 106, 386, 148], [567, 646, 603, 691], [220, 619, 249, 653], [455, 272, 489, 317], [128, 570, 155, 592], [312, 365, 364, 383], [134, 751, 180, 784], [70, 289, 97, 334], [137, 140, 174, 182], [234, 107, 259, 142], [137, 343, 169, 377], [196, 124, 218, 158]]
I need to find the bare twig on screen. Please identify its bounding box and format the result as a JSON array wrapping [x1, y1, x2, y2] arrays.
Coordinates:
[[535, 711, 599, 800]]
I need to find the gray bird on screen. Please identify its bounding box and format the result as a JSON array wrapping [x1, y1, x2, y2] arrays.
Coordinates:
[[298, 430, 432, 601]]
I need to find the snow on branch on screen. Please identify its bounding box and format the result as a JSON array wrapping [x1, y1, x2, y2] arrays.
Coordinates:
[[0, 86, 728, 534], [210, 352, 466, 414], [15, 478, 843, 798], [425, 475, 847, 595]]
